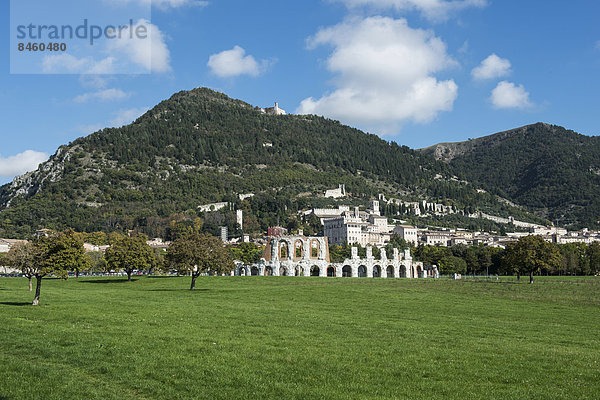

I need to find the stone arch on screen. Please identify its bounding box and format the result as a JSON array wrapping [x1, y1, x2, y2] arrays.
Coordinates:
[[327, 266, 336, 277], [251, 266, 259, 276], [279, 241, 290, 261], [417, 265, 424, 278], [293, 240, 304, 261], [310, 239, 321, 259], [386, 265, 394, 278], [295, 265, 303, 276], [265, 266, 273, 276], [342, 265, 352, 277], [399, 266, 407, 278], [373, 265, 381, 278], [310, 265, 320, 277], [358, 265, 367, 278], [280, 266, 288, 276], [238, 266, 247, 276]]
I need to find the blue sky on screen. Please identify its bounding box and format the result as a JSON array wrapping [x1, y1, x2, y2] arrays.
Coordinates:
[[1, 0, 599, 184]]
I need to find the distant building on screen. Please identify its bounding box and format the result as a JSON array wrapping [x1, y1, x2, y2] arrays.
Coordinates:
[[220, 226, 228, 242], [325, 184, 347, 199], [323, 204, 393, 246], [267, 226, 288, 237], [237, 210, 244, 231], [393, 225, 418, 246], [198, 202, 229, 212], [262, 102, 286, 115], [0, 238, 29, 254]]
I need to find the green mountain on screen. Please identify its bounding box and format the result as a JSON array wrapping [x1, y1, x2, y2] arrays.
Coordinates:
[[0, 89, 572, 239], [421, 123, 600, 228]]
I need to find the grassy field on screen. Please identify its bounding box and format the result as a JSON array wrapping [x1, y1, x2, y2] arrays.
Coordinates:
[[0, 276, 599, 399]]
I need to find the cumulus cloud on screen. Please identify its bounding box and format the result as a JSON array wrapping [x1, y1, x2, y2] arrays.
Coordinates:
[[79, 74, 110, 89], [74, 88, 131, 103], [42, 54, 116, 74], [207, 46, 270, 78], [297, 16, 458, 134], [472, 54, 511, 80], [330, 0, 487, 21], [490, 81, 532, 109], [152, 0, 209, 9], [103, 0, 209, 10], [106, 19, 172, 73], [0, 150, 49, 178], [42, 20, 170, 74], [109, 107, 150, 127]]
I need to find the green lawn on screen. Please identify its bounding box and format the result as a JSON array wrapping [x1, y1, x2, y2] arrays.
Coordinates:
[[1, 276, 599, 399]]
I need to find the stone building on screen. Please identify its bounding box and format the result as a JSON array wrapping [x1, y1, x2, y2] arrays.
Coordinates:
[[323, 201, 393, 246], [393, 225, 418, 245], [235, 235, 432, 278], [324, 184, 346, 199], [262, 102, 286, 115]]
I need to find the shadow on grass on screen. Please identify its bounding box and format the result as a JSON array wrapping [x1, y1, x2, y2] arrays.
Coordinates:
[[0, 301, 31, 306], [148, 288, 210, 292], [146, 276, 180, 279], [79, 279, 138, 284]]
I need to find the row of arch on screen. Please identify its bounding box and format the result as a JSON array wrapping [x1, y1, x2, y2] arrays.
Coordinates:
[[237, 264, 421, 278], [277, 239, 323, 261]]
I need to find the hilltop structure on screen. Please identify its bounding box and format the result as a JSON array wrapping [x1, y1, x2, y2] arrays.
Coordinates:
[[261, 102, 286, 115]]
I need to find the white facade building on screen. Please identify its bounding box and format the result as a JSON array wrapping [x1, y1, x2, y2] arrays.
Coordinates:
[[393, 225, 419, 246], [323, 205, 392, 246]]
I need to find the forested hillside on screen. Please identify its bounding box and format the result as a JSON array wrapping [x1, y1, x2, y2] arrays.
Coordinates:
[[422, 123, 600, 227], [0, 89, 578, 239]]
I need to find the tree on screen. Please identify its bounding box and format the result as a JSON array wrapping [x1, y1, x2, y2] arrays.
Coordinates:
[[166, 233, 234, 290], [504, 235, 562, 283], [86, 251, 107, 274], [5, 242, 38, 291], [439, 255, 467, 275], [33, 230, 89, 305], [588, 242, 600, 276], [104, 233, 154, 281], [228, 242, 263, 265]]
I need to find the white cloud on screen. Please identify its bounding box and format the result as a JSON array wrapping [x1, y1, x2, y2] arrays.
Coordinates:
[[152, 0, 209, 9], [79, 75, 110, 89], [207, 46, 270, 78], [297, 16, 458, 134], [42, 20, 171, 74], [74, 89, 131, 103], [106, 19, 172, 73], [472, 54, 511, 80], [0, 150, 49, 178], [490, 81, 532, 109], [42, 54, 116, 74], [109, 107, 150, 127], [330, 0, 487, 21], [103, 0, 209, 9]]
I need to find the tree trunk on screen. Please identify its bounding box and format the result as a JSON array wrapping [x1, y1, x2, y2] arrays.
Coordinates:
[[32, 276, 42, 306], [190, 275, 198, 290], [517, 271, 520, 281], [529, 272, 534, 284], [127, 269, 132, 281], [76, 270, 79, 278], [28, 276, 32, 291]]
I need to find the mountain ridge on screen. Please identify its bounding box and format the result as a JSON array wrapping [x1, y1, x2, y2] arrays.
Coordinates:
[[0, 88, 596, 238]]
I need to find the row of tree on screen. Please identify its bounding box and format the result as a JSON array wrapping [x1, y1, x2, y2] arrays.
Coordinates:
[[413, 235, 600, 282], [2, 229, 237, 305]]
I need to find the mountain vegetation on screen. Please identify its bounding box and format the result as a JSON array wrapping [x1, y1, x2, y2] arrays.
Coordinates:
[[422, 123, 600, 228], [0, 88, 538, 238]]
